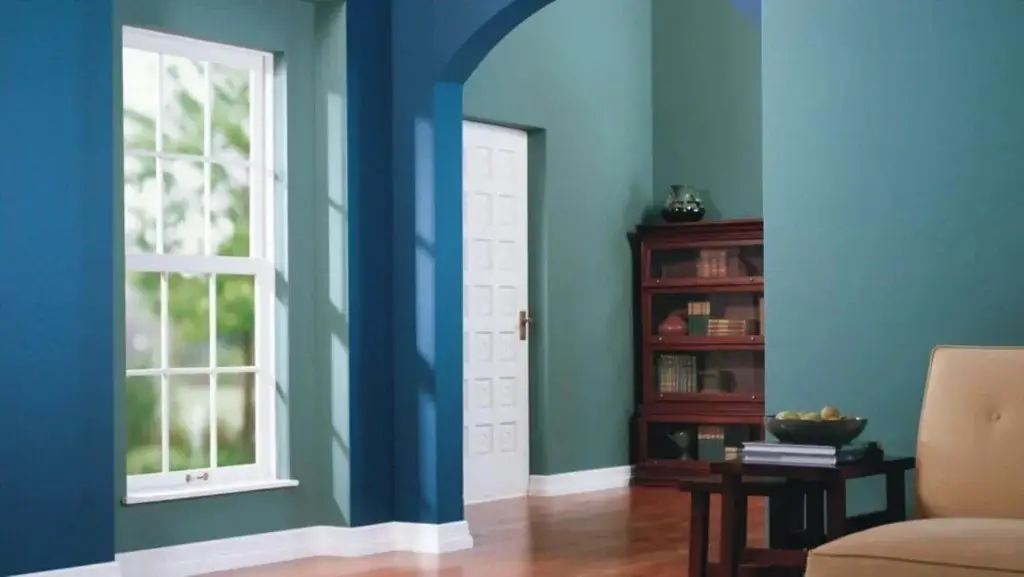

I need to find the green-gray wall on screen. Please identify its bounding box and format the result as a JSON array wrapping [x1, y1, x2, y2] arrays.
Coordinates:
[[114, 0, 349, 551], [764, 0, 1024, 514], [652, 0, 761, 217], [465, 0, 653, 474]]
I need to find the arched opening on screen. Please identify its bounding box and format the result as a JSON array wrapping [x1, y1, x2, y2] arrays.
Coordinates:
[[347, 0, 760, 529], [390, 0, 761, 521]]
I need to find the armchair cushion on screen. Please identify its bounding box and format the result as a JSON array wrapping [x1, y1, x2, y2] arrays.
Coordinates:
[[917, 346, 1024, 519], [807, 518, 1024, 577]]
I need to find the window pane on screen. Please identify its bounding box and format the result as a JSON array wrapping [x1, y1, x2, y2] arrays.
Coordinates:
[[169, 374, 211, 471], [123, 48, 159, 151], [161, 55, 206, 156], [216, 274, 256, 366], [124, 154, 159, 253], [168, 273, 210, 367], [126, 272, 162, 370], [125, 375, 162, 475], [210, 163, 250, 257], [163, 159, 206, 255], [210, 62, 251, 161], [217, 373, 256, 467]]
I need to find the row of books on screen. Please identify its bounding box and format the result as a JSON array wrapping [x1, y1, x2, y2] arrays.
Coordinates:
[[740, 441, 869, 466], [708, 318, 759, 337], [656, 354, 698, 393]]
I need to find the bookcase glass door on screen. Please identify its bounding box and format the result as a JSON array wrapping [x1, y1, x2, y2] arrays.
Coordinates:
[[654, 351, 764, 397], [645, 421, 755, 462], [647, 244, 763, 284], [650, 292, 763, 339]]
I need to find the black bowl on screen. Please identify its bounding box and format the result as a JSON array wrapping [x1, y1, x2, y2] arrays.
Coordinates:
[[765, 416, 868, 446]]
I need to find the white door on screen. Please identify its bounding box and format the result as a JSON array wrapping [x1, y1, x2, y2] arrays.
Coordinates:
[[462, 121, 530, 504]]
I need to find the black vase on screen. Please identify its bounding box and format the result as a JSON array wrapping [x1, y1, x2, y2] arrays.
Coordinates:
[[662, 204, 705, 223], [663, 184, 707, 223]]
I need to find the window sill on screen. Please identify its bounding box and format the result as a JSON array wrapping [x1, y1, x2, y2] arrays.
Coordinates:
[[122, 479, 299, 505]]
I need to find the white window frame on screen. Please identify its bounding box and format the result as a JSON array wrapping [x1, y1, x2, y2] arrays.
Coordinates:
[[122, 26, 281, 498]]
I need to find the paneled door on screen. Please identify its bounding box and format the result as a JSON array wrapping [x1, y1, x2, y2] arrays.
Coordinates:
[[462, 121, 530, 504]]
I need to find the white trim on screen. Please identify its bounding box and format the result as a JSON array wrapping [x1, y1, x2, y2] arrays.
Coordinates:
[[123, 478, 298, 504], [13, 562, 121, 577], [122, 27, 279, 495], [125, 149, 251, 165], [123, 27, 267, 71], [125, 254, 273, 276], [114, 522, 473, 577], [527, 466, 633, 497]]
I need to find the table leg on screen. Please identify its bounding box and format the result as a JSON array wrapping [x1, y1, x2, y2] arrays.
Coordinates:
[[689, 490, 710, 577], [825, 480, 847, 542], [718, 474, 748, 577], [885, 469, 907, 523], [768, 492, 788, 549], [804, 483, 825, 547], [769, 483, 804, 549]]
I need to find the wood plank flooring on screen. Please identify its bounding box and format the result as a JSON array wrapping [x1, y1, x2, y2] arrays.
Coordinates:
[[206, 487, 766, 577]]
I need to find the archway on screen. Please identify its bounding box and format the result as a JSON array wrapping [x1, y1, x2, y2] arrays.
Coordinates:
[[345, 0, 760, 529]]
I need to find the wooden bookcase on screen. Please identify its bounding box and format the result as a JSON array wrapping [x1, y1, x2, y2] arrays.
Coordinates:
[[628, 218, 765, 485]]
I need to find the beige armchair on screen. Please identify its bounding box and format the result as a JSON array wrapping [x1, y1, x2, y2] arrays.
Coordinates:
[[806, 346, 1024, 577]]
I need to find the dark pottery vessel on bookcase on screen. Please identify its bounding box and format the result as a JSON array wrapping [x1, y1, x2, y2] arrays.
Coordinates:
[[661, 184, 706, 223]]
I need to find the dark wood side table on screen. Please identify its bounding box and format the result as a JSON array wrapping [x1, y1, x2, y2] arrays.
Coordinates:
[[709, 456, 916, 577], [680, 475, 806, 577]]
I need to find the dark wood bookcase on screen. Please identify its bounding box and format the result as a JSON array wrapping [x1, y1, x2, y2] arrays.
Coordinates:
[[628, 218, 766, 485]]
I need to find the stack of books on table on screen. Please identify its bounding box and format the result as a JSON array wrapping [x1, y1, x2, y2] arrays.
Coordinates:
[[741, 442, 869, 466]]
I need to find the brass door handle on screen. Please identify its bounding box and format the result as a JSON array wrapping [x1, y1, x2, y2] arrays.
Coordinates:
[[518, 310, 533, 341]]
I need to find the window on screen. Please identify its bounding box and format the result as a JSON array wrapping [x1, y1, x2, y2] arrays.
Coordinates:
[[122, 27, 280, 497]]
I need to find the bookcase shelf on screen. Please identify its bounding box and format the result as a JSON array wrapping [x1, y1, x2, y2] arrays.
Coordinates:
[[642, 276, 764, 291], [628, 218, 766, 483], [650, 335, 764, 351]]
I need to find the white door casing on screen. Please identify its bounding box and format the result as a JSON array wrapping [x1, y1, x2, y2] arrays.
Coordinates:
[[462, 121, 530, 505]]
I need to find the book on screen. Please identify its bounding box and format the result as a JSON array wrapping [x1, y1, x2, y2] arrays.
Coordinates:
[[741, 452, 861, 467], [742, 441, 869, 457]]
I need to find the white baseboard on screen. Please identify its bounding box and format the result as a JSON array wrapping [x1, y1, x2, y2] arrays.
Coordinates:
[[15, 561, 121, 577], [14, 469, 630, 577], [527, 465, 633, 497], [114, 520, 473, 577]]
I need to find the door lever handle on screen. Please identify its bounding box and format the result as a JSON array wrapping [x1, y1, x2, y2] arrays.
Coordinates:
[[518, 310, 533, 341]]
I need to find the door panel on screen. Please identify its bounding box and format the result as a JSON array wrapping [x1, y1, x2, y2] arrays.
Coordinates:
[[462, 121, 529, 504]]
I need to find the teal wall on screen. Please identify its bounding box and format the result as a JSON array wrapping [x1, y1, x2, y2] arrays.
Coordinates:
[[652, 0, 761, 217], [114, 0, 349, 551], [764, 0, 1024, 514], [464, 0, 653, 474], [312, 0, 352, 531]]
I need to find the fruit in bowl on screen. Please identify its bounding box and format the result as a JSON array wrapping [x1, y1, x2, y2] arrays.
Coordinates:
[[767, 405, 867, 446]]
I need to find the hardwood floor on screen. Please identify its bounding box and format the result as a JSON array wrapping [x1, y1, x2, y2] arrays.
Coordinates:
[[205, 487, 766, 577]]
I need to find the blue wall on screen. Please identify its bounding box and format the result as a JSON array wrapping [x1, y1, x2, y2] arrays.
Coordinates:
[[0, 1, 116, 574], [463, 0, 652, 475], [763, 0, 1024, 513], [346, 0, 396, 526]]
